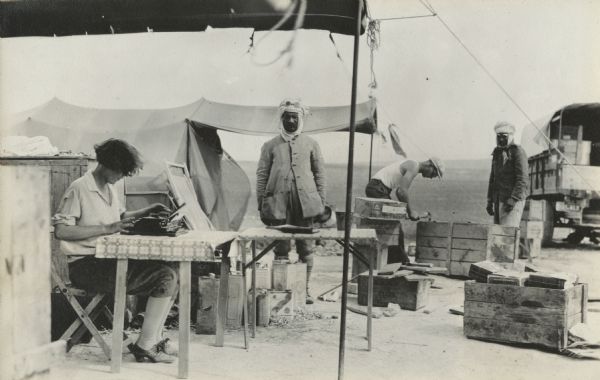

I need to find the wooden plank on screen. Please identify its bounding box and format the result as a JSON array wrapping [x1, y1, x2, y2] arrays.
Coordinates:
[[566, 284, 585, 317], [582, 284, 588, 323], [416, 246, 449, 261], [416, 236, 449, 248], [464, 281, 568, 308], [413, 258, 447, 270], [452, 223, 489, 239], [215, 256, 229, 347], [450, 249, 487, 263], [1, 166, 52, 361], [464, 317, 565, 350], [416, 221, 450, 237], [354, 197, 407, 219], [111, 259, 128, 373], [448, 261, 472, 277], [178, 262, 191, 379], [464, 300, 568, 327], [452, 238, 487, 251], [489, 224, 519, 237]]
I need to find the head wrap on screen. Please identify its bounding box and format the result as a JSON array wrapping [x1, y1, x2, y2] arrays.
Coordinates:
[[494, 121, 516, 134], [278, 98, 308, 141], [429, 157, 445, 179]]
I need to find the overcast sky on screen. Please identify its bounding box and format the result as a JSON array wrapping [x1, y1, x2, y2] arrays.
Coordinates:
[[1, 0, 599, 163]]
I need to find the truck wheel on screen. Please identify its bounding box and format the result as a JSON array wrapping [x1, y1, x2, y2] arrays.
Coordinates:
[[590, 231, 600, 244], [541, 200, 555, 246], [565, 230, 585, 244]]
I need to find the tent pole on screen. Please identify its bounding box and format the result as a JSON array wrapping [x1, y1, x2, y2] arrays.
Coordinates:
[[338, 1, 362, 379], [368, 133, 373, 179]]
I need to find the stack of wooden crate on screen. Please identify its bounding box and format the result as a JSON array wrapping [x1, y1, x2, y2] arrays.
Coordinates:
[[464, 280, 588, 351], [520, 199, 545, 258], [415, 221, 519, 277]]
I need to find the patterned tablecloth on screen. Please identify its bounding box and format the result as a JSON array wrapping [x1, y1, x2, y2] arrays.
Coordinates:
[[95, 231, 238, 261]]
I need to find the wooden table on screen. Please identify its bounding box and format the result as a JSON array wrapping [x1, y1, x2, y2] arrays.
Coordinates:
[[220, 227, 378, 350], [95, 230, 238, 379]]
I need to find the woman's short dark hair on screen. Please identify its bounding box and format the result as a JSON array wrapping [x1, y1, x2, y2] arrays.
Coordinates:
[[94, 138, 143, 176]]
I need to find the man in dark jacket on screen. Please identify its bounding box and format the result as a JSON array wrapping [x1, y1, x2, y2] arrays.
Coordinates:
[[486, 121, 529, 226], [256, 98, 326, 304]]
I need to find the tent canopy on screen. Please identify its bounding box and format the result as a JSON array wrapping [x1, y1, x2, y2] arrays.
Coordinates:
[[8, 97, 377, 141], [0, 0, 367, 38], [6, 97, 376, 230]]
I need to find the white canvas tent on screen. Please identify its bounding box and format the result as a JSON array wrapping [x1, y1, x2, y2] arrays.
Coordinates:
[[6, 97, 377, 230]]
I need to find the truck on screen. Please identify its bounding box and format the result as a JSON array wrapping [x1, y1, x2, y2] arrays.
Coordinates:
[[527, 103, 600, 245]]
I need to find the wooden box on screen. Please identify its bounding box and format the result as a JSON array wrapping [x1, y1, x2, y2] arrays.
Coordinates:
[[1, 156, 92, 286], [352, 218, 403, 276], [357, 274, 434, 310], [0, 165, 65, 380], [520, 220, 544, 239], [196, 274, 244, 334], [354, 197, 407, 220], [521, 200, 545, 221], [256, 290, 294, 324], [416, 221, 519, 277], [246, 267, 271, 290], [272, 261, 306, 308], [464, 281, 588, 351]]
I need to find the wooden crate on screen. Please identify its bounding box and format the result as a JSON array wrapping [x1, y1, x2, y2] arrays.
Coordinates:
[[257, 290, 294, 323], [520, 220, 544, 239], [416, 221, 519, 276], [357, 274, 434, 310], [352, 218, 403, 276], [0, 165, 65, 380], [195, 274, 244, 333], [522, 199, 545, 221], [354, 197, 407, 220], [464, 281, 588, 351], [1, 156, 92, 286], [246, 267, 271, 290], [272, 261, 306, 308]]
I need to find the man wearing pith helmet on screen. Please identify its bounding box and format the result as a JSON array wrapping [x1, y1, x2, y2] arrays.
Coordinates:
[[256, 98, 327, 304], [486, 121, 529, 226]]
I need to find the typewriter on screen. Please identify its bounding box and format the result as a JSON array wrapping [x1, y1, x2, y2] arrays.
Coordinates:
[[122, 203, 186, 236], [122, 216, 184, 236]]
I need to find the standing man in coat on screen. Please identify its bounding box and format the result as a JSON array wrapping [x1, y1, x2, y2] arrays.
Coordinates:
[[256, 98, 326, 304], [486, 121, 529, 227]]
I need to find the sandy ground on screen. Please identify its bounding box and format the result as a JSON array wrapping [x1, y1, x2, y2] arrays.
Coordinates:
[[47, 234, 600, 380]]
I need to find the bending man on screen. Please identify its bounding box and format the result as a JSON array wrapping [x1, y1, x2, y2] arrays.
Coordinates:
[[365, 157, 444, 263]]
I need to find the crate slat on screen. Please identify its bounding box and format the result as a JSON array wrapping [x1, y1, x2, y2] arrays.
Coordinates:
[[463, 282, 586, 351], [464, 300, 568, 326], [416, 236, 449, 248], [416, 221, 517, 276], [415, 246, 449, 260]]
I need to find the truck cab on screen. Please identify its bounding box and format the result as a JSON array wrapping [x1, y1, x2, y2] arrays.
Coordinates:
[[527, 103, 600, 244]]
